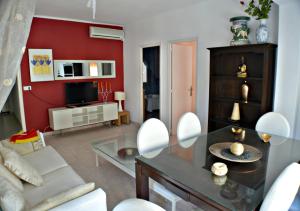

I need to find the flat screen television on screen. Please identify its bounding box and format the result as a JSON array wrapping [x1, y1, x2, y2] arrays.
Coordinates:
[[65, 81, 98, 106]]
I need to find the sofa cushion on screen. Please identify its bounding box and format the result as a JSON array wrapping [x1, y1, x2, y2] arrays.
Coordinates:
[[24, 166, 85, 208], [1, 139, 35, 155], [0, 146, 44, 187], [49, 188, 108, 211], [31, 183, 95, 211], [23, 146, 68, 176], [0, 164, 23, 191], [0, 177, 25, 211]]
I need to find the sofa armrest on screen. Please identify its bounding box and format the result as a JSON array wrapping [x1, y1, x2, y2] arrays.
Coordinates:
[[49, 188, 107, 211]]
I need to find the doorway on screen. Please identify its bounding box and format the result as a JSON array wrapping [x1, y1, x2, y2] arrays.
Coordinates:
[[0, 82, 22, 139], [142, 46, 160, 121], [170, 40, 197, 135]]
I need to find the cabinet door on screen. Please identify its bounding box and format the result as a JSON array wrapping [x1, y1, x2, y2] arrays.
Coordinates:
[[103, 103, 118, 121], [50, 109, 73, 130]]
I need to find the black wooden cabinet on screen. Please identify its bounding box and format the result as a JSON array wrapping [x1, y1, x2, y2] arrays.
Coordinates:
[[208, 44, 277, 132]]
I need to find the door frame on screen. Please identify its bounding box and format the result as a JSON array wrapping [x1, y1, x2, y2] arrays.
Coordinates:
[[139, 42, 162, 123], [168, 38, 198, 133]]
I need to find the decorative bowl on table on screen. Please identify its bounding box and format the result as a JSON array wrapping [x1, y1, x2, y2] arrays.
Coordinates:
[[117, 148, 139, 160], [209, 142, 262, 163]]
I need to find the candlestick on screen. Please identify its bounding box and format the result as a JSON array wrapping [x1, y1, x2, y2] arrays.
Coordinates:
[[99, 83, 112, 103]]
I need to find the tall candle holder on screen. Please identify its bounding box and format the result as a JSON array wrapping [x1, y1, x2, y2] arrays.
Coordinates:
[[100, 86, 112, 103]]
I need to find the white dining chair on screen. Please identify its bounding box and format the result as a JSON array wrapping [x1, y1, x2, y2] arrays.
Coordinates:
[[113, 198, 166, 211], [137, 118, 169, 158], [137, 118, 181, 211], [177, 112, 201, 140], [255, 112, 291, 137], [260, 162, 300, 211]]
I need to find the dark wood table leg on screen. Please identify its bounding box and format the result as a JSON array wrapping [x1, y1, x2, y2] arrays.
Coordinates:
[[135, 162, 149, 200]]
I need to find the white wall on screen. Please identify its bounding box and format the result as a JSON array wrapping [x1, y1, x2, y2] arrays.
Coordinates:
[[295, 40, 300, 139], [273, 0, 300, 138], [124, 0, 279, 132]]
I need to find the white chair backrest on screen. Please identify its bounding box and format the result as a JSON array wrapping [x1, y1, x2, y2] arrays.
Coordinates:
[[255, 112, 290, 137], [177, 112, 201, 140], [260, 163, 300, 211], [137, 118, 169, 158]]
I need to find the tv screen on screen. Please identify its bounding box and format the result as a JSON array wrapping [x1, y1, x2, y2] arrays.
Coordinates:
[[65, 82, 98, 105]]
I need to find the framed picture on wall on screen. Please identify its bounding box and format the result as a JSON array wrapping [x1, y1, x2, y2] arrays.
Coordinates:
[[28, 49, 54, 82]]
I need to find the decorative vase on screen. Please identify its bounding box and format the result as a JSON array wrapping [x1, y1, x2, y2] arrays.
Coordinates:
[[241, 82, 249, 103], [256, 19, 269, 44], [230, 103, 240, 121], [230, 16, 250, 46]]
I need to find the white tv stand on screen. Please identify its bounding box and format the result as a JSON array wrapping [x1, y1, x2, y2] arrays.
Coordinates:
[[49, 102, 118, 131]]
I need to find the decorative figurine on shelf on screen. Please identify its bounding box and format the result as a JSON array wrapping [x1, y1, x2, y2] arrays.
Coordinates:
[[237, 57, 247, 78], [241, 81, 249, 103], [99, 82, 112, 103], [231, 127, 246, 141]]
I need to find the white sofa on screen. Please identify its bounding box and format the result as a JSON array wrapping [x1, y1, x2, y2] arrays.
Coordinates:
[[1, 141, 107, 211]]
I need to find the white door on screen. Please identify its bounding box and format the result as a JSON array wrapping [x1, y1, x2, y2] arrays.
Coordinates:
[[171, 42, 196, 135]]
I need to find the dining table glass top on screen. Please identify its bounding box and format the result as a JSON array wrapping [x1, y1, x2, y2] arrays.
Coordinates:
[[136, 126, 300, 211]]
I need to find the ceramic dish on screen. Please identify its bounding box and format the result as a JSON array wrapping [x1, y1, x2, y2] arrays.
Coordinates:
[[209, 142, 262, 163]]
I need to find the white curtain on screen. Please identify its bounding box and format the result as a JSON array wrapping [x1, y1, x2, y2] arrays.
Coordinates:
[[0, 0, 36, 111]]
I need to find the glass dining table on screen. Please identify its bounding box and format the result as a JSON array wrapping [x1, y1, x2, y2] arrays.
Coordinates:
[[135, 126, 300, 211]]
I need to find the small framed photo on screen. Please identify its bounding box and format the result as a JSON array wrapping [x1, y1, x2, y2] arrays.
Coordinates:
[[28, 49, 54, 82]]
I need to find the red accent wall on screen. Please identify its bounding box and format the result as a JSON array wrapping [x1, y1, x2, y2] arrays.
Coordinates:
[[21, 18, 124, 131]]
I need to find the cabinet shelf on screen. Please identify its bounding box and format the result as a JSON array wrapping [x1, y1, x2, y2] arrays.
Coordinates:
[[209, 118, 252, 128], [73, 122, 88, 127], [211, 97, 261, 107], [89, 118, 104, 124], [88, 111, 103, 115], [72, 113, 88, 117], [72, 114, 89, 118], [211, 75, 263, 81]]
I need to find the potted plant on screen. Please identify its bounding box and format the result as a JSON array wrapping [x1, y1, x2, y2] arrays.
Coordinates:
[[240, 0, 273, 43]]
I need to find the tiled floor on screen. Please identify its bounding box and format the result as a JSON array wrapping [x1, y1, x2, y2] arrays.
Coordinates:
[[0, 112, 22, 140], [46, 123, 198, 211]]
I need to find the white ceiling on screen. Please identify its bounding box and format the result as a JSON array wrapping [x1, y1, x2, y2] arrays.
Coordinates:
[[35, 0, 201, 26]]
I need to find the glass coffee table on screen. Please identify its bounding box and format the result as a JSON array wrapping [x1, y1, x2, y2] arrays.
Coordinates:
[[91, 132, 182, 211], [91, 133, 138, 177]]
